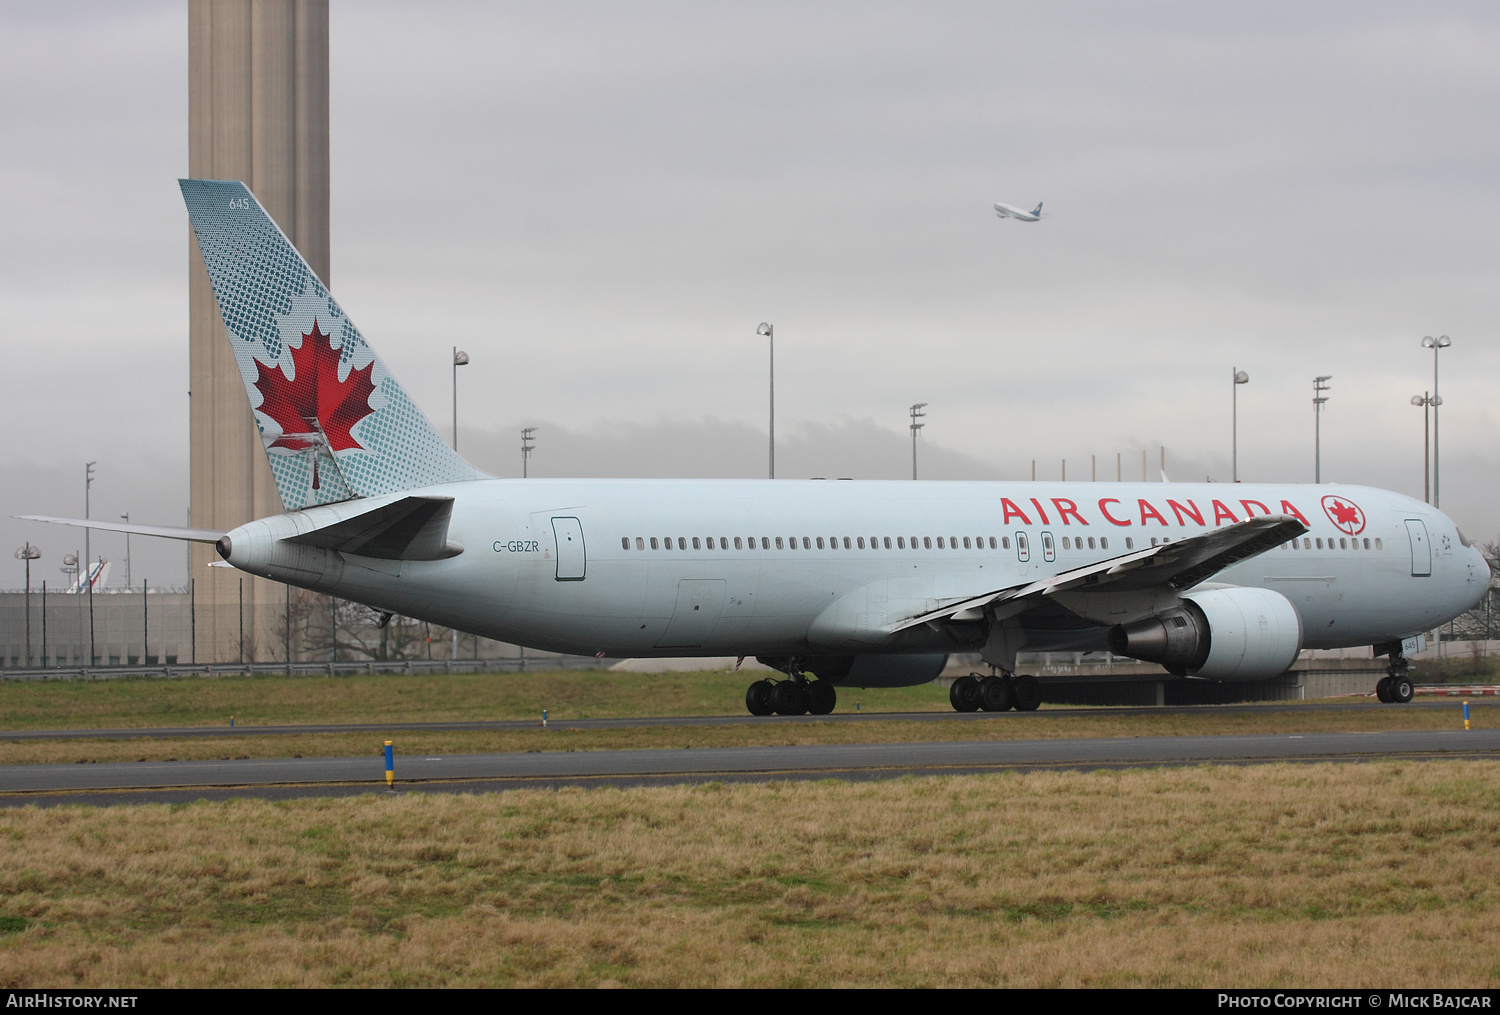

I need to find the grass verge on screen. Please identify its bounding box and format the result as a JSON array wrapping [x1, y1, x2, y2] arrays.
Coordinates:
[[0, 762, 1497, 987], [0, 669, 951, 730]]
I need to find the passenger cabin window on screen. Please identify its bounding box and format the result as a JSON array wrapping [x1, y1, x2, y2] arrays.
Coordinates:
[[1375, 538, 1383, 549], [897, 537, 905, 549], [1001, 537, 1010, 549], [843, 537, 852, 549], [1124, 537, 1133, 549], [650, 537, 659, 549], [621, 537, 629, 549], [884, 537, 893, 549], [802, 537, 811, 549], [924, 537, 932, 549], [816, 537, 825, 549]]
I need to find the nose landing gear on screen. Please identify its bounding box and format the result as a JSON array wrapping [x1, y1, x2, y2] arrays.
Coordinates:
[[1376, 653, 1415, 704], [949, 671, 1042, 712], [744, 663, 837, 716]]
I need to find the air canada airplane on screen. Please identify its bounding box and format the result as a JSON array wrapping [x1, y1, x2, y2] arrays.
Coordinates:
[[23, 180, 1489, 716], [994, 201, 1043, 222]]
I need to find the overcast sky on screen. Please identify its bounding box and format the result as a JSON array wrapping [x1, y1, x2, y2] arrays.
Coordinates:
[[2, 1, 1497, 587]]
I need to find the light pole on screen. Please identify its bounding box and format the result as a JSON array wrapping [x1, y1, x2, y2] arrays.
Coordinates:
[[756, 323, 774, 478], [909, 403, 927, 480], [1231, 368, 1249, 482], [1422, 335, 1451, 508], [15, 543, 39, 666], [120, 512, 131, 588], [521, 427, 537, 478], [84, 461, 96, 665], [1410, 392, 1440, 503], [1312, 376, 1331, 483], [451, 348, 470, 451]]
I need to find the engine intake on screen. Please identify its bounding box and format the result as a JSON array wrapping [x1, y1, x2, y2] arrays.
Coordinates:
[[1107, 587, 1303, 681]]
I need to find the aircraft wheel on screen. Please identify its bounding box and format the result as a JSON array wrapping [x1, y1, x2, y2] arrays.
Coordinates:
[[1391, 675, 1414, 703], [949, 675, 981, 712], [979, 675, 1013, 712], [806, 680, 837, 715], [746, 680, 774, 716], [770, 680, 807, 716], [1375, 676, 1393, 703], [1012, 674, 1042, 712]]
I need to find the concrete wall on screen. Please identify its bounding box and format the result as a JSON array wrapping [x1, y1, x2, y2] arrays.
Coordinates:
[[188, 0, 329, 662]]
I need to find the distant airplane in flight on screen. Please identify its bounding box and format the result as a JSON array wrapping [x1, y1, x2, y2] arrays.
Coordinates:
[[994, 201, 1043, 222]]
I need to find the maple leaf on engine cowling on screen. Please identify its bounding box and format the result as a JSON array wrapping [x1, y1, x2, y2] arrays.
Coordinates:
[[252, 320, 376, 453]]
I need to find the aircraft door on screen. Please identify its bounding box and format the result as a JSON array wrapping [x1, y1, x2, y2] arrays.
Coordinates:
[[1405, 519, 1431, 577], [551, 516, 587, 581], [1015, 532, 1030, 562], [656, 579, 728, 648], [1041, 531, 1056, 563]]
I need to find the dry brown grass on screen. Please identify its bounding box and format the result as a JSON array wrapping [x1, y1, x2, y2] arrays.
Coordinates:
[[0, 762, 1497, 987], [0, 701, 1488, 767]]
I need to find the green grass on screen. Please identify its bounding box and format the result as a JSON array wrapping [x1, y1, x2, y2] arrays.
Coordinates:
[[1, 764, 1498, 987], [0, 669, 952, 731]]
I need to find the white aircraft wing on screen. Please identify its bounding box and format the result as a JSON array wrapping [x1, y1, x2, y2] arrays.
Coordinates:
[[886, 514, 1307, 633]]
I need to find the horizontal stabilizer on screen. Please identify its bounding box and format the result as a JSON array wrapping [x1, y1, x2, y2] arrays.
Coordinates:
[[18, 516, 227, 543], [891, 514, 1307, 632], [282, 496, 461, 561]]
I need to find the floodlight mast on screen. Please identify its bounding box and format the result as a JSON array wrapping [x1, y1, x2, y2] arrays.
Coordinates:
[[1231, 368, 1249, 482], [521, 427, 537, 479], [756, 323, 774, 479], [1312, 376, 1331, 483], [1410, 392, 1439, 504], [451, 348, 470, 451], [909, 403, 927, 480], [1421, 335, 1451, 508], [84, 461, 96, 665], [14, 543, 39, 666]]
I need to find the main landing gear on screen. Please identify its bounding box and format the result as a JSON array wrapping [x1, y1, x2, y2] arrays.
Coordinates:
[[745, 666, 837, 716], [1375, 652, 1415, 704], [949, 671, 1042, 713]]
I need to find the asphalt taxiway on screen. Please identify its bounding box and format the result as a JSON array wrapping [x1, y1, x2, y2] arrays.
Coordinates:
[[2, 728, 1495, 807]]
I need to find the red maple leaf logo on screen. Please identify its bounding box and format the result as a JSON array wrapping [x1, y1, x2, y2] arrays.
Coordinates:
[[1321, 495, 1366, 535], [252, 319, 376, 454]]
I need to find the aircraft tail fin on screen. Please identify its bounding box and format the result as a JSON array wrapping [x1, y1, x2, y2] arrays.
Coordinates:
[[1032, 202, 1043, 216], [179, 179, 483, 511]]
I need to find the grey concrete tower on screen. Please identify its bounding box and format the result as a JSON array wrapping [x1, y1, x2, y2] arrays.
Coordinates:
[[188, 0, 329, 662]]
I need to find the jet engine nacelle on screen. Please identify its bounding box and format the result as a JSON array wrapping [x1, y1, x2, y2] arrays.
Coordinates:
[[1106, 587, 1303, 681]]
